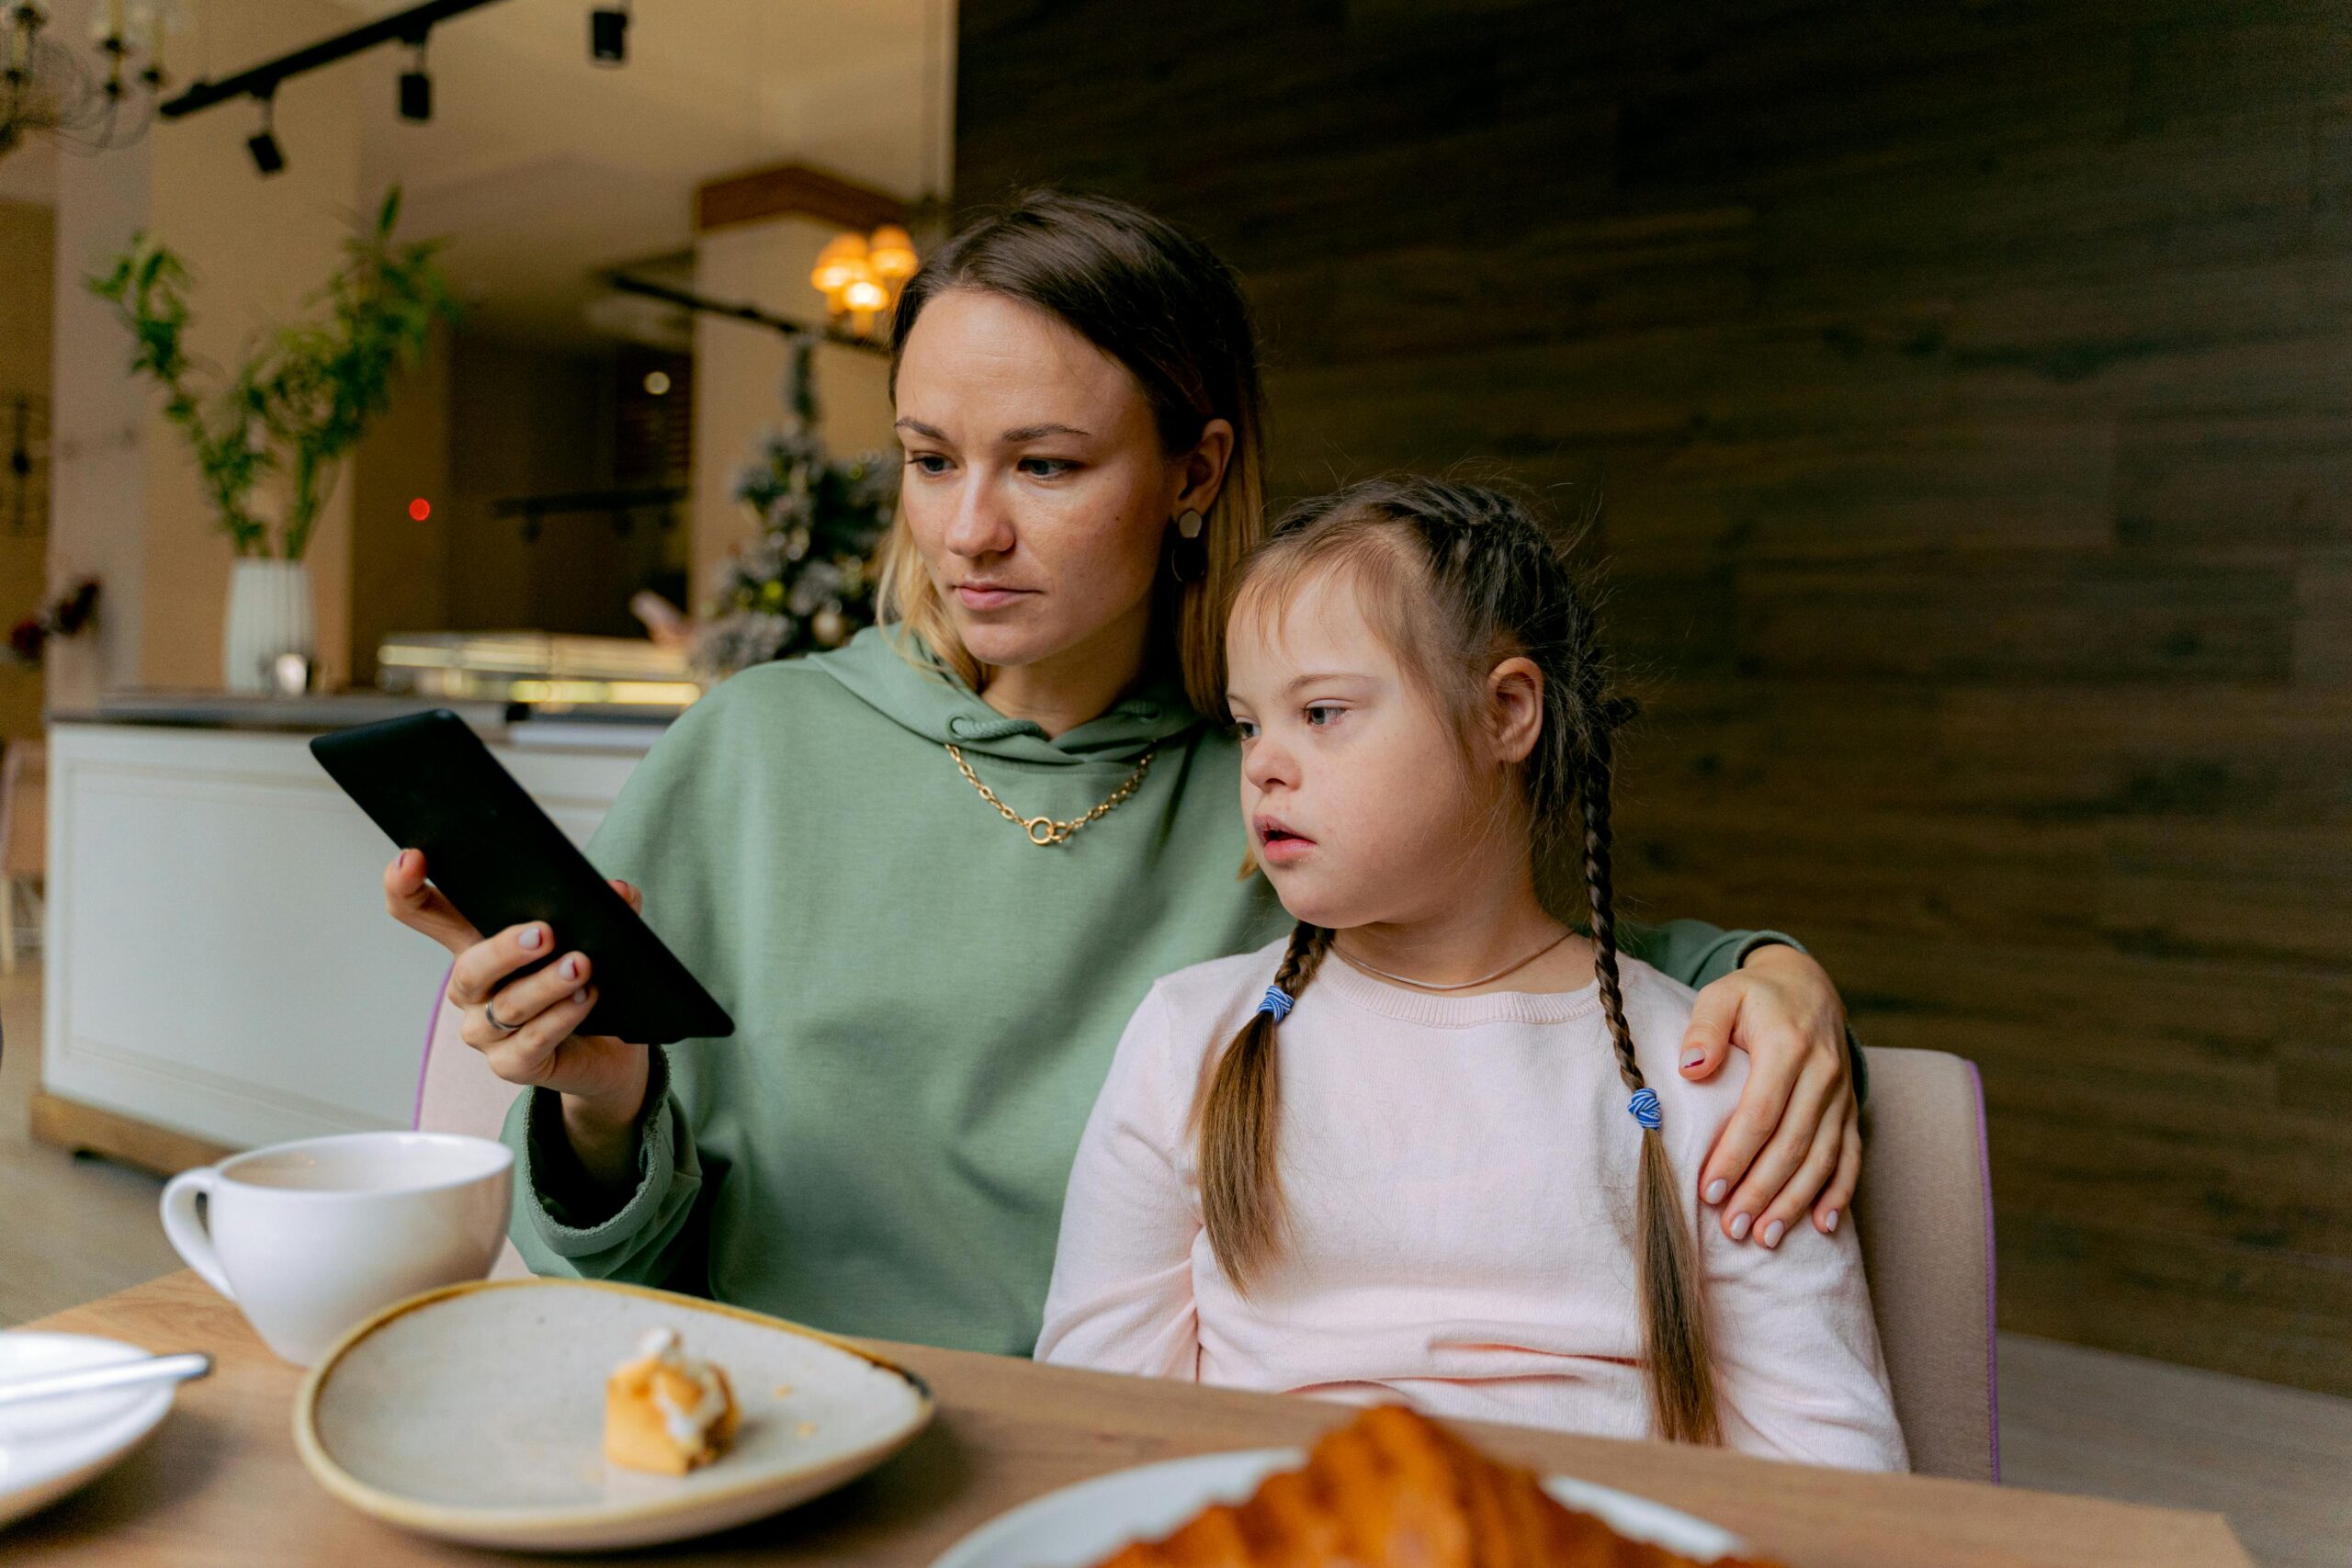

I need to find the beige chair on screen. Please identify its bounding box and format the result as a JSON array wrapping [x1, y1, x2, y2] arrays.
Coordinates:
[[410, 988, 2000, 1478], [0, 738, 45, 976], [413, 972, 533, 1280], [1854, 1045, 1998, 1483]]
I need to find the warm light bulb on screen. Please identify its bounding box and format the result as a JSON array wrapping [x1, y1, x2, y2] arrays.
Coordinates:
[[868, 224, 917, 280], [809, 232, 868, 298], [842, 276, 888, 312]]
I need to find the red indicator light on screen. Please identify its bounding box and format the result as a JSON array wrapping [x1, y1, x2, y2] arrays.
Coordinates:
[[409, 497, 432, 522]]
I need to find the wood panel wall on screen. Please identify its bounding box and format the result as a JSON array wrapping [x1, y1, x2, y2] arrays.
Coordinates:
[[957, 0, 2352, 1395]]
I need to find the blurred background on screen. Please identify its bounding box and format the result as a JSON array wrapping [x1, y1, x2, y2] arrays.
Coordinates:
[[2, 4, 2347, 1562]]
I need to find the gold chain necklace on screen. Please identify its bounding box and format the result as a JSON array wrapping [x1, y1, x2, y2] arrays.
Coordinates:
[[1331, 925, 1578, 991], [945, 741, 1159, 847]]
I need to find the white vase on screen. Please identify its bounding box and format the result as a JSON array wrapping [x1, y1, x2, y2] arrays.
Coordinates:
[[222, 558, 316, 694]]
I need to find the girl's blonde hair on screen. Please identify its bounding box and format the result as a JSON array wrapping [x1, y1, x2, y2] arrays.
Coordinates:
[[878, 191, 1268, 716], [1198, 476, 1724, 1447]]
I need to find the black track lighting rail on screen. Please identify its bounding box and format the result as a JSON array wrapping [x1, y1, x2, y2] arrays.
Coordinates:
[[158, 0, 511, 120], [605, 273, 893, 357]]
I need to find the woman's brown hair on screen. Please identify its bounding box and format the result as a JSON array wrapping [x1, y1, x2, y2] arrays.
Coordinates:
[[879, 190, 1268, 716], [1197, 476, 1723, 1446]]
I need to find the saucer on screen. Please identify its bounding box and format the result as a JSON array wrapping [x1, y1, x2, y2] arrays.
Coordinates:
[[0, 1333, 181, 1530]]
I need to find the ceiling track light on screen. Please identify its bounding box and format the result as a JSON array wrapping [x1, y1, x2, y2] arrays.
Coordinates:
[[589, 3, 628, 66], [398, 28, 432, 122], [162, 1, 514, 153], [246, 89, 284, 175]]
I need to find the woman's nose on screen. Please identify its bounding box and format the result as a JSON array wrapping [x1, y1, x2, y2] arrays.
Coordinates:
[[943, 477, 1018, 558]]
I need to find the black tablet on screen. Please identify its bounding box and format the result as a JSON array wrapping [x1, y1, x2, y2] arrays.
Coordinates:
[[311, 709, 734, 1045]]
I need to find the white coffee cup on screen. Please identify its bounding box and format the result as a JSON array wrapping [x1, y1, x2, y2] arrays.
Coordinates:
[[159, 1131, 514, 1366]]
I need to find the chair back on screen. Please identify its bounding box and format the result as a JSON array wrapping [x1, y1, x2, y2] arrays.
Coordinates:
[[1, 738, 46, 879], [413, 970, 533, 1280], [1854, 1045, 1998, 1482]]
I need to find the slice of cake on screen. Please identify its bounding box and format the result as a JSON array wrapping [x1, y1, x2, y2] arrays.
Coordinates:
[[1094, 1404, 1785, 1568], [604, 1326, 741, 1476]]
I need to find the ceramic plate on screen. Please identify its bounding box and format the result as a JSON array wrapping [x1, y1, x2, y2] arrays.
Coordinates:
[[930, 1446, 1747, 1568], [0, 1333, 181, 1530], [294, 1278, 933, 1552]]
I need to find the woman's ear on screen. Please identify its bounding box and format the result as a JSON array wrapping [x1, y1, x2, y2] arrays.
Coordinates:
[[1487, 656, 1544, 766], [1174, 417, 1236, 517]]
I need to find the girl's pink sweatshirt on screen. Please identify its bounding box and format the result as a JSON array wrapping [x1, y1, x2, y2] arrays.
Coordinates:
[[1036, 938, 1909, 1472]]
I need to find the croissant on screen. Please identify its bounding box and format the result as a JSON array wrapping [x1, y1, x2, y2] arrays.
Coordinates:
[[1093, 1404, 1784, 1568]]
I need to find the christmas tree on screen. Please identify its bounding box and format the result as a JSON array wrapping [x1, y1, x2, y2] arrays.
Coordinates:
[[694, 341, 898, 676]]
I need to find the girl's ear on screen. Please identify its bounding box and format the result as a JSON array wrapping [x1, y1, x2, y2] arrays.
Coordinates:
[[1486, 655, 1544, 766]]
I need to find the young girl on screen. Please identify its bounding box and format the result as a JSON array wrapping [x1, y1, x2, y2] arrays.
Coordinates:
[[1035, 478, 1906, 1469]]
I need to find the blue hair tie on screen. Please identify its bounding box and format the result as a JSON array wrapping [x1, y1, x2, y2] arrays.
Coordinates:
[[1627, 1087, 1662, 1131], [1257, 985, 1295, 1023]]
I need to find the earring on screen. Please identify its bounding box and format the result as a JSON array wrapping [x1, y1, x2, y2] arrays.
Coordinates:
[[1170, 508, 1207, 585]]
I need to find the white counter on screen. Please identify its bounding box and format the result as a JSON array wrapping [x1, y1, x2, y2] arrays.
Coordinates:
[[40, 719, 656, 1154]]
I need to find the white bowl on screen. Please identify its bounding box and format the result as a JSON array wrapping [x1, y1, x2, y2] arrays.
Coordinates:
[[293, 1277, 933, 1552]]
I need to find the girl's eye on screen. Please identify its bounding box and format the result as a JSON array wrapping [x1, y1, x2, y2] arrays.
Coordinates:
[[1233, 719, 1260, 741], [1304, 705, 1343, 728], [1018, 457, 1075, 479], [906, 454, 951, 476]]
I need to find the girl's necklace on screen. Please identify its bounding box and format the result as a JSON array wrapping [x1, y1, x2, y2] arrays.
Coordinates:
[[1331, 925, 1579, 992]]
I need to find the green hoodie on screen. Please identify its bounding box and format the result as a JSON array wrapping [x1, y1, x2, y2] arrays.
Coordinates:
[[501, 628, 1787, 1356]]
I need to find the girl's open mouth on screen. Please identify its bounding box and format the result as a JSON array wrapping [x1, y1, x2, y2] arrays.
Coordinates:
[[1256, 818, 1315, 865]]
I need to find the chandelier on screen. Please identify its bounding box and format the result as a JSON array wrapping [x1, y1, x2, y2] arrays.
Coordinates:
[[1, 0, 173, 159], [809, 224, 919, 341]]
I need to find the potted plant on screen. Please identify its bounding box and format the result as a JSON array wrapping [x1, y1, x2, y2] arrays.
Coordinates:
[[91, 189, 458, 692]]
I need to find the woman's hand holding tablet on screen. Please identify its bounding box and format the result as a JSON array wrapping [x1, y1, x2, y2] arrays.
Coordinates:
[[317, 708, 736, 1194], [383, 851, 653, 1192]]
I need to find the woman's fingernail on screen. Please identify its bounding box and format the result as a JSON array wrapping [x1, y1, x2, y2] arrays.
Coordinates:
[[1680, 1048, 1705, 1070], [1704, 1179, 1727, 1205], [1729, 1212, 1753, 1241], [1762, 1219, 1785, 1248], [1824, 1208, 1840, 1233], [519, 926, 545, 951], [572, 988, 588, 1006], [561, 956, 582, 980]]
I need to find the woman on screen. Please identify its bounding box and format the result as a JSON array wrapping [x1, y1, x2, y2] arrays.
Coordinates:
[[382, 193, 1860, 1358]]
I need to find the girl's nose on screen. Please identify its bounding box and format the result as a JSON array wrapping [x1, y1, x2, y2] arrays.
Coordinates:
[[1242, 737, 1296, 793]]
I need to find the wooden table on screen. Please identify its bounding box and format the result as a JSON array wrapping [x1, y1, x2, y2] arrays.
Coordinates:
[[11, 1271, 2253, 1567]]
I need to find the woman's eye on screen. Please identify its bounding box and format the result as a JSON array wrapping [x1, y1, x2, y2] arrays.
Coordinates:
[[1304, 705, 1343, 728], [1233, 719, 1259, 741], [1018, 457, 1075, 479], [906, 453, 951, 476]]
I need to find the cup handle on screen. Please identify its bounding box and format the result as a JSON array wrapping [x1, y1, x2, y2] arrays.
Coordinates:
[[160, 1168, 236, 1303]]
